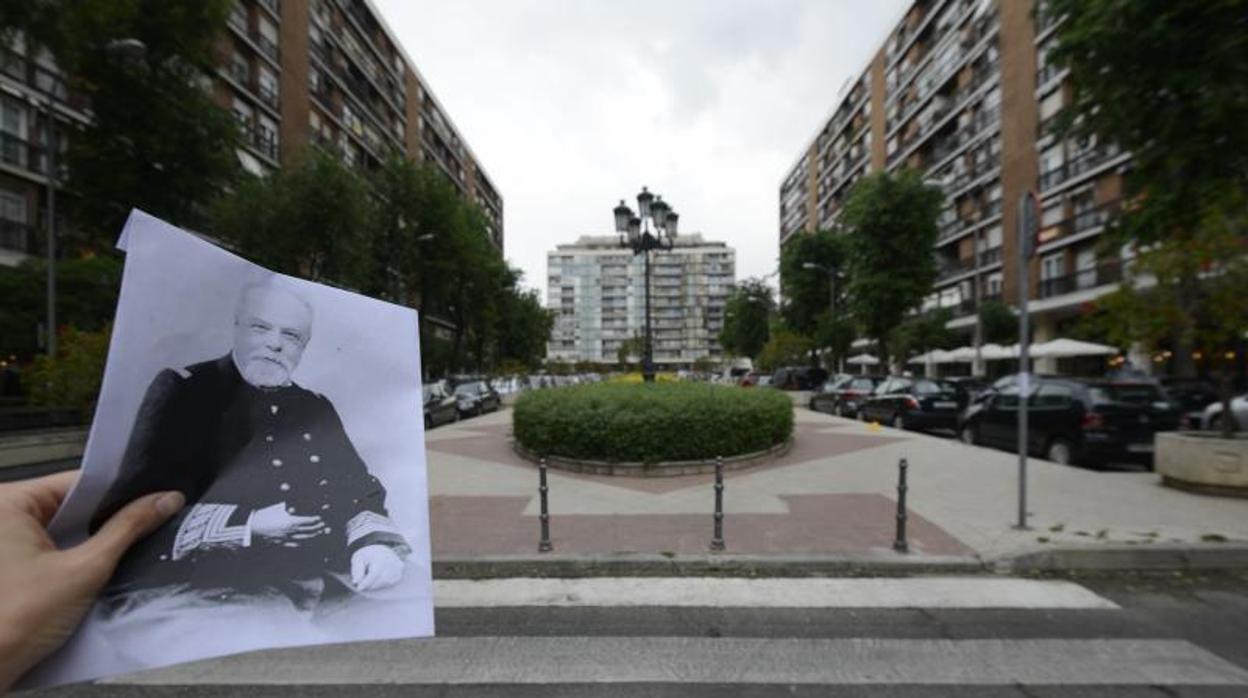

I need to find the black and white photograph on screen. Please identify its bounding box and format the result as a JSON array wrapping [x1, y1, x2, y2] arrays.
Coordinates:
[[26, 210, 433, 689]]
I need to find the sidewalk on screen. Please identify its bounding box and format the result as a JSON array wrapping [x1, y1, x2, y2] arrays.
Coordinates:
[[426, 405, 1248, 575]]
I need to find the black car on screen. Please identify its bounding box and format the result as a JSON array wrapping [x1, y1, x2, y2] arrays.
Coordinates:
[[944, 376, 992, 407], [454, 380, 501, 417], [1159, 377, 1219, 430], [860, 377, 962, 432], [957, 377, 1181, 468], [771, 366, 829, 391], [810, 375, 882, 418], [423, 383, 459, 429]]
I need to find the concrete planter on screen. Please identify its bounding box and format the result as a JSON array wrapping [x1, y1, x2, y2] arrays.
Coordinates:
[[513, 438, 792, 477], [1156, 431, 1248, 498]]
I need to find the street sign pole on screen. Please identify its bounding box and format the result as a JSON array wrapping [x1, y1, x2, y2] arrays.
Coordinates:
[[1015, 192, 1037, 531]]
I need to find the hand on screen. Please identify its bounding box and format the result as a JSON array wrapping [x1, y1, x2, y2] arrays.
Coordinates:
[[350, 544, 404, 592], [249, 502, 326, 545], [0, 471, 183, 692]]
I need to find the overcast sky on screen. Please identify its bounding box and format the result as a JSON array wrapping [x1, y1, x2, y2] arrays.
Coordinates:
[[373, 0, 909, 299]]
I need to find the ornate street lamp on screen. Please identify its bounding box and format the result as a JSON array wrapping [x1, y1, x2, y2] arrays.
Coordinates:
[[613, 186, 677, 382]]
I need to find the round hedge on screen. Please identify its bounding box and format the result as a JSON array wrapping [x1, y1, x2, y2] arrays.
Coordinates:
[[513, 382, 794, 463]]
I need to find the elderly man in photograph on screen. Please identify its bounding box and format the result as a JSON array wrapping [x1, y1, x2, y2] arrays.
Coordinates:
[[91, 280, 409, 618]]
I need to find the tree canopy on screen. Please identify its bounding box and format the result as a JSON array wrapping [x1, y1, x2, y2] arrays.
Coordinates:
[[779, 228, 848, 336], [719, 277, 774, 360], [839, 170, 944, 366]]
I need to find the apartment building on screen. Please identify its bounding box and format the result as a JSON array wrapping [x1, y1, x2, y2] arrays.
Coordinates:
[[0, 0, 503, 268], [546, 234, 735, 367], [780, 0, 1131, 370]]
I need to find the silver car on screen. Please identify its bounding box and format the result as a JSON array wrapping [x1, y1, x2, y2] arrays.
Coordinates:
[[1200, 393, 1248, 431]]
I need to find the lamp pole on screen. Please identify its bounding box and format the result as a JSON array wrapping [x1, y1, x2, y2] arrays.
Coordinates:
[[802, 261, 843, 373], [614, 187, 678, 383]]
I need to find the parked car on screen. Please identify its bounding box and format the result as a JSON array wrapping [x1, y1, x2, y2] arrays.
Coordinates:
[[423, 383, 459, 429], [809, 375, 879, 417], [957, 377, 1182, 468], [1200, 392, 1248, 432], [859, 377, 962, 432], [739, 371, 763, 387], [757, 375, 774, 387], [944, 376, 992, 408], [454, 380, 501, 417], [771, 366, 829, 391], [1159, 378, 1220, 430]]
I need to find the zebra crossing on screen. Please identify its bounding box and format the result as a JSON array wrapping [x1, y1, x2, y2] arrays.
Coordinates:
[[90, 576, 1248, 695]]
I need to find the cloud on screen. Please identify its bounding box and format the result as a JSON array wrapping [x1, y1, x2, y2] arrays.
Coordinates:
[[373, 0, 908, 295]]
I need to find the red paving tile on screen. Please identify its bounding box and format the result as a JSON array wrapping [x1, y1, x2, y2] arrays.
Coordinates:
[[428, 420, 909, 495], [430, 493, 971, 557]]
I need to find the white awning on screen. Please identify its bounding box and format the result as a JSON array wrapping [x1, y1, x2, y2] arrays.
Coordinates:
[[1030, 338, 1120, 358], [846, 353, 880, 365]]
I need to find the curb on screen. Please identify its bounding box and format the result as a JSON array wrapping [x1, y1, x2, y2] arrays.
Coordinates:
[[431, 545, 1248, 579]]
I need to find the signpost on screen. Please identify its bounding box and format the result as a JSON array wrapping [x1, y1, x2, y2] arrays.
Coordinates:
[[1015, 192, 1038, 531]]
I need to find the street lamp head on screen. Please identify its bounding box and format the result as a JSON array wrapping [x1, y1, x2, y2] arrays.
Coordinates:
[[650, 197, 670, 228], [613, 200, 633, 233], [636, 187, 654, 219], [802, 262, 822, 271], [628, 215, 641, 242], [665, 211, 679, 238]]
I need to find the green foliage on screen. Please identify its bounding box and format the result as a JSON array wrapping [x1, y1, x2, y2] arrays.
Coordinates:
[[692, 356, 718, 374], [719, 277, 774, 359], [513, 382, 793, 463], [813, 312, 855, 370], [213, 149, 375, 287], [978, 300, 1018, 345], [0, 255, 123, 358], [779, 229, 848, 336], [1047, 0, 1248, 248], [889, 308, 955, 361], [20, 0, 242, 243], [497, 283, 554, 370], [616, 334, 645, 367], [27, 324, 111, 412], [756, 330, 814, 372], [840, 170, 944, 364]]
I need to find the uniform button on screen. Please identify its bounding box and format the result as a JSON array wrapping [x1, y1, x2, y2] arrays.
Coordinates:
[[310, 454, 320, 463], [272, 458, 283, 467], [319, 479, 328, 486], [265, 435, 274, 443], [321, 504, 330, 510], [323, 527, 332, 534], [159, 554, 168, 561], [279, 483, 291, 491], [287, 506, 297, 514], [303, 433, 312, 441], [270, 405, 279, 415], [323, 557, 330, 563]]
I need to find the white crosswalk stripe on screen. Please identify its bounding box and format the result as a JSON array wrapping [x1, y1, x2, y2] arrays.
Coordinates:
[[433, 576, 1120, 609], [96, 577, 1248, 691]]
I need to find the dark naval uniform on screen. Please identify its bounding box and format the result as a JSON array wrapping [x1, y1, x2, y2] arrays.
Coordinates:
[[93, 354, 408, 600]]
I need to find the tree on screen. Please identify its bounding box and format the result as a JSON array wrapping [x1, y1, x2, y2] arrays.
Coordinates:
[[978, 300, 1018, 345], [1047, 0, 1248, 378], [779, 229, 848, 337], [11, 0, 243, 244], [756, 330, 814, 372], [0, 256, 123, 359], [495, 271, 554, 371], [840, 170, 944, 368], [719, 278, 774, 359], [617, 334, 645, 368], [889, 308, 956, 364], [212, 149, 376, 289]]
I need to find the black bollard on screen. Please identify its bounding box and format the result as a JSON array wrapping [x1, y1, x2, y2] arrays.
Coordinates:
[[893, 457, 909, 554], [538, 457, 552, 553], [710, 455, 726, 551]]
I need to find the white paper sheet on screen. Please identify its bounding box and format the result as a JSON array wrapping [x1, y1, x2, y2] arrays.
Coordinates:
[[23, 210, 433, 689]]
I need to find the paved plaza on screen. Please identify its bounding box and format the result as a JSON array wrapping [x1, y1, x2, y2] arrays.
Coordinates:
[[426, 405, 1248, 566]]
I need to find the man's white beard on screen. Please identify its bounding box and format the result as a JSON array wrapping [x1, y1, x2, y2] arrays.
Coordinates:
[[241, 359, 291, 388]]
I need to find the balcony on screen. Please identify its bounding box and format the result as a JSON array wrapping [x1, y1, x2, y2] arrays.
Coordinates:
[[1037, 261, 1123, 299], [937, 255, 977, 281], [1036, 199, 1122, 247], [250, 29, 279, 62], [0, 218, 35, 254], [1036, 62, 1065, 90], [1039, 145, 1124, 193], [921, 103, 1000, 171]]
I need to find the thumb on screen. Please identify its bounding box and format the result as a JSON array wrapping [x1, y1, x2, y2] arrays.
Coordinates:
[[73, 491, 185, 572], [351, 550, 364, 586]]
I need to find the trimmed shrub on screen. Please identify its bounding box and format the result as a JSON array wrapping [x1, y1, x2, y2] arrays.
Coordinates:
[[514, 382, 793, 463]]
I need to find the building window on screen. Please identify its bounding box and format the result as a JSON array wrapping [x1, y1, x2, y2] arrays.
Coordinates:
[[258, 65, 278, 105], [0, 188, 26, 223], [1041, 252, 1065, 281], [230, 51, 250, 85]]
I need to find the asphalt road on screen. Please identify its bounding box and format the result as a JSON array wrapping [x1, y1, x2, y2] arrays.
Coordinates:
[[30, 572, 1248, 697]]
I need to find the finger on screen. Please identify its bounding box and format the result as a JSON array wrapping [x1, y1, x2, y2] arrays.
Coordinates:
[[289, 530, 326, 540], [351, 553, 364, 586], [282, 541, 301, 548], [288, 515, 323, 525], [70, 491, 184, 575], [10, 470, 80, 524], [291, 522, 327, 533], [358, 560, 382, 591]]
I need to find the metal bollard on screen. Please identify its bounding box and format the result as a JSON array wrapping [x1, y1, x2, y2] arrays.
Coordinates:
[[893, 458, 909, 554], [710, 455, 726, 551], [538, 457, 552, 553]]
